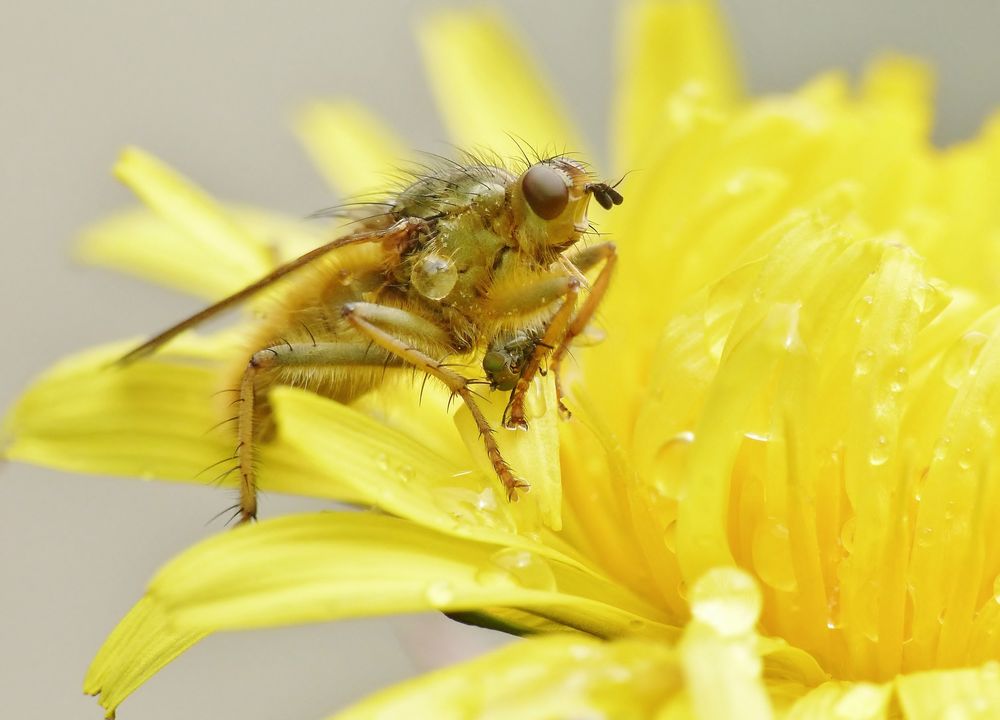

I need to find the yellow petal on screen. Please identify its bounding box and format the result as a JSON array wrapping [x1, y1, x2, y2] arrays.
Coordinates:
[[87, 147, 272, 296], [3, 340, 234, 479], [273, 386, 585, 566], [148, 512, 671, 637], [418, 10, 584, 162], [454, 376, 563, 532], [2, 340, 364, 505], [783, 681, 890, 720], [79, 205, 322, 300], [85, 513, 675, 711], [895, 663, 1000, 719], [295, 101, 408, 198], [615, 0, 742, 169], [84, 596, 205, 720], [680, 568, 773, 720], [331, 634, 680, 720]]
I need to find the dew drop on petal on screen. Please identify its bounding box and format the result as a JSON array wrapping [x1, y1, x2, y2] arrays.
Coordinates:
[[475, 487, 497, 511], [424, 581, 454, 607], [664, 519, 677, 554], [869, 435, 891, 466], [840, 517, 857, 553], [942, 331, 989, 388], [854, 348, 876, 377], [992, 575, 1000, 604], [853, 294, 874, 325], [487, 548, 556, 592], [752, 518, 797, 592], [689, 567, 762, 636], [934, 435, 952, 462], [888, 365, 908, 393]]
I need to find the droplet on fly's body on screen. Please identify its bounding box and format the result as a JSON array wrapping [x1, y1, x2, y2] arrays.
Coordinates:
[[410, 253, 458, 300]]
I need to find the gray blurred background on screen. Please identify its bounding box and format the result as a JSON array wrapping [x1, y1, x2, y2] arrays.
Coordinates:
[[2, 1, 999, 718]]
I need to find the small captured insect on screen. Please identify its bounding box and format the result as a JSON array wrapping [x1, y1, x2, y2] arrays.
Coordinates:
[[120, 151, 623, 523]]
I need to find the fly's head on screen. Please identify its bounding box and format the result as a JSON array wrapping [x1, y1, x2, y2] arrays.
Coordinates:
[[510, 157, 623, 255]]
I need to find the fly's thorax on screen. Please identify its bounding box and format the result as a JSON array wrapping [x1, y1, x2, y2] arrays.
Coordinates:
[[404, 203, 510, 306], [393, 164, 515, 220]]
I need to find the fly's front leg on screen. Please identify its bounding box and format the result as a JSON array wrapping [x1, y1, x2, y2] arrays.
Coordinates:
[[341, 302, 529, 501], [236, 341, 399, 523], [502, 280, 580, 430], [549, 242, 618, 418]]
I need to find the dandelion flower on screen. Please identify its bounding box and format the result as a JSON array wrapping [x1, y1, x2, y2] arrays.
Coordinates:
[[7, 0, 1000, 717]]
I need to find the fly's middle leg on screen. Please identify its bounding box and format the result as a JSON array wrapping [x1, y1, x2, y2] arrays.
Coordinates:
[[341, 302, 528, 501]]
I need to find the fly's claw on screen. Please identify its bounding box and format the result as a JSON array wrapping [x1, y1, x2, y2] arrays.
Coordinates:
[[502, 400, 528, 431], [505, 476, 530, 501]]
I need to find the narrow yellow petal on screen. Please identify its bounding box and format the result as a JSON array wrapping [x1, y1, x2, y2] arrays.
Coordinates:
[[149, 512, 672, 638], [454, 376, 563, 532], [784, 681, 891, 720], [2, 340, 364, 505], [295, 101, 408, 197], [615, 0, 742, 168], [85, 513, 670, 715], [105, 147, 272, 294], [3, 340, 234, 480], [418, 10, 584, 161], [680, 568, 773, 720], [84, 596, 206, 720], [79, 205, 322, 300], [273, 386, 580, 563], [895, 664, 1000, 719], [331, 635, 680, 720]]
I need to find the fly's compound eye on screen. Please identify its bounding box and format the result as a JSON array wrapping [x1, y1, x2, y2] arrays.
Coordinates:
[[522, 164, 569, 220]]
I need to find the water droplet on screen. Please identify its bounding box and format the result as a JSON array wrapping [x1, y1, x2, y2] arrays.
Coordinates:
[[957, 447, 974, 471], [375, 453, 390, 472], [689, 567, 762, 636], [671, 430, 696, 444], [752, 518, 797, 592], [475, 487, 497, 511], [410, 253, 458, 300], [854, 294, 874, 325], [743, 431, 771, 443], [397, 464, 415, 483], [854, 348, 876, 377], [933, 435, 951, 462], [840, 517, 856, 553], [916, 525, 934, 547], [991, 575, 1000, 604], [664, 519, 677, 553], [888, 366, 908, 393], [433, 487, 512, 532], [424, 581, 454, 607], [912, 279, 951, 319], [487, 549, 556, 592], [869, 435, 891, 466], [942, 331, 989, 388]]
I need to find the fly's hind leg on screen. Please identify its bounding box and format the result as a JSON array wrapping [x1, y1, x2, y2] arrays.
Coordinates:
[[235, 341, 400, 523], [341, 302, 528, 501]]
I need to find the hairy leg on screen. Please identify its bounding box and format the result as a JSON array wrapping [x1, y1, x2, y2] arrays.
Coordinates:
[[341, 302, 528, 501], [236, 341, 399, 523]]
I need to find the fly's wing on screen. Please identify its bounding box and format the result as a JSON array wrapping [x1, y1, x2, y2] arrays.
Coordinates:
[[118, 218, 422, 364]]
